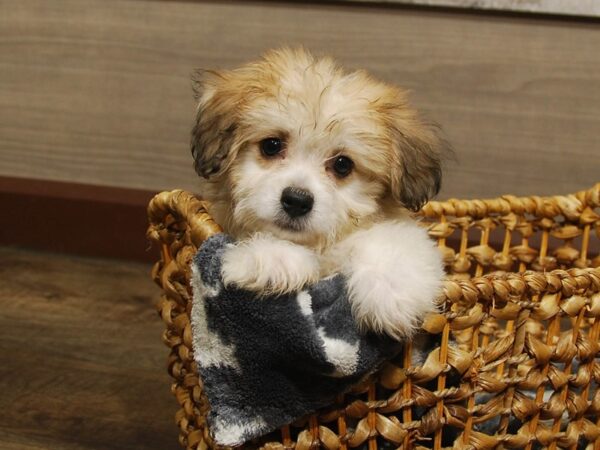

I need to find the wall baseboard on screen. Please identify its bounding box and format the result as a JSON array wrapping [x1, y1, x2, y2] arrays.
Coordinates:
[[4, 176, 595, 265], [0, 176, 159, 263]]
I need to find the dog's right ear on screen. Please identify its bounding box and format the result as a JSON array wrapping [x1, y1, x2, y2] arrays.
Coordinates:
[[191, 70, 242, 179]]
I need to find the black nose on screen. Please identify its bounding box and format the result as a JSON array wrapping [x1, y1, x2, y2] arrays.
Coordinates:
[[281, 187, 314, 218]]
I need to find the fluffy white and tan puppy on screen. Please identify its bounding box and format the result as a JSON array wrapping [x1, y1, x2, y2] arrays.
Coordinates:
[[191, 48, 447, 340]]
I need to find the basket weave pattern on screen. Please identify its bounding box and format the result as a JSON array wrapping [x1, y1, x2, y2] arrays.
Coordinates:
[[147, 184, 600, 449]]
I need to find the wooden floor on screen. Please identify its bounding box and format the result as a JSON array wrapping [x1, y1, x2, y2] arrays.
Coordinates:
[[0, 247, 179, 450]]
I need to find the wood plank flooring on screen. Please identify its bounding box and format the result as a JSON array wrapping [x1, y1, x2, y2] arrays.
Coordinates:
[[0, 247, 179, 450]]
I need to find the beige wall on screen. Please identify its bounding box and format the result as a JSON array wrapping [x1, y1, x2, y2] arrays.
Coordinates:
[[1, 0, 598, 200]]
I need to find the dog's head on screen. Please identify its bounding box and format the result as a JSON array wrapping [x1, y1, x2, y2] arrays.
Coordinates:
[[192, 48, 449, 246]]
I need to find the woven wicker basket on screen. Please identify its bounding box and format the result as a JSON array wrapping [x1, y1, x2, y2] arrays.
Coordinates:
[[147, 183, 600, 450]]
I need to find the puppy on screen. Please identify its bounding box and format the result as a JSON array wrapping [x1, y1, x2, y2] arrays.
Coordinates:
[[191, 48, 447, 340]]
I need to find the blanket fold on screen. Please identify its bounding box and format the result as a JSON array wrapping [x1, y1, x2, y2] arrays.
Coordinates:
[[190, 234, 401, 446]]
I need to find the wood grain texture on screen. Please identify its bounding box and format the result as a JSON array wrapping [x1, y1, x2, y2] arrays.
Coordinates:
[[0, 176, 157, 262], [0, 0, 598, 200], [0, 247, 177, 449]]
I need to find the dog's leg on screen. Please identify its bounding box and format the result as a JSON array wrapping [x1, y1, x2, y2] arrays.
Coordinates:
[[330, 221, 444, 340], [221, 234, 320, 295]]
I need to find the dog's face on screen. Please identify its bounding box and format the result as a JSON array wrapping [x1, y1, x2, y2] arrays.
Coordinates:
[[192, 49, 447, 247]]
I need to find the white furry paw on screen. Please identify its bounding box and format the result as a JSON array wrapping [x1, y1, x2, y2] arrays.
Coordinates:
[[339, 221, 444, 340], [221, 234, 320, 295]]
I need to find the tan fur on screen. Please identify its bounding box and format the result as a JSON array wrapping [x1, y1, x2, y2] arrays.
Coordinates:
[[191, 48, 448, 339], [193, 48, 446, 239]]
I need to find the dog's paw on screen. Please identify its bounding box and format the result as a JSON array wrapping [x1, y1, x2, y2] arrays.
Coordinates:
[[339, 221, 444, 340], [221, 235, 320, 295]]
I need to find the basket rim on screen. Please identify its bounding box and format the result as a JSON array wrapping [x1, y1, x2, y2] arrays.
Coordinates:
[[146, 185, 600, 297], [422, 182, 600, 219]]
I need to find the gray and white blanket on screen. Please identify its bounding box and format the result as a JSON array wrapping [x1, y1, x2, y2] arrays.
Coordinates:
[[190, 234, 401, 446]]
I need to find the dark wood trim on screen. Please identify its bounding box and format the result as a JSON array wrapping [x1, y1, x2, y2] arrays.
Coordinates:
[[0, 176, 154, 205], [0, 176, 159, 262], [4, 176, 596, 263]]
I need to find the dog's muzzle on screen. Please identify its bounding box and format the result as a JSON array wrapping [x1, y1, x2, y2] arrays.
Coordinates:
[[280, 187, 314, 218]]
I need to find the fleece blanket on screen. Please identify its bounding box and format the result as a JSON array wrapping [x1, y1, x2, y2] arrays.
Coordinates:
[[189, 234, 402, 446]]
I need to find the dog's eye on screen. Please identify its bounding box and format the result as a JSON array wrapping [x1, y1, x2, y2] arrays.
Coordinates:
[[332, 156, 354, 178], [260, 137, 283, 157]]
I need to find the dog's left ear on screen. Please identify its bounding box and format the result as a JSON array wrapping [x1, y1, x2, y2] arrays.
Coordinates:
[[386, 105, 449, 212], [190, 70, 243, 179]]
